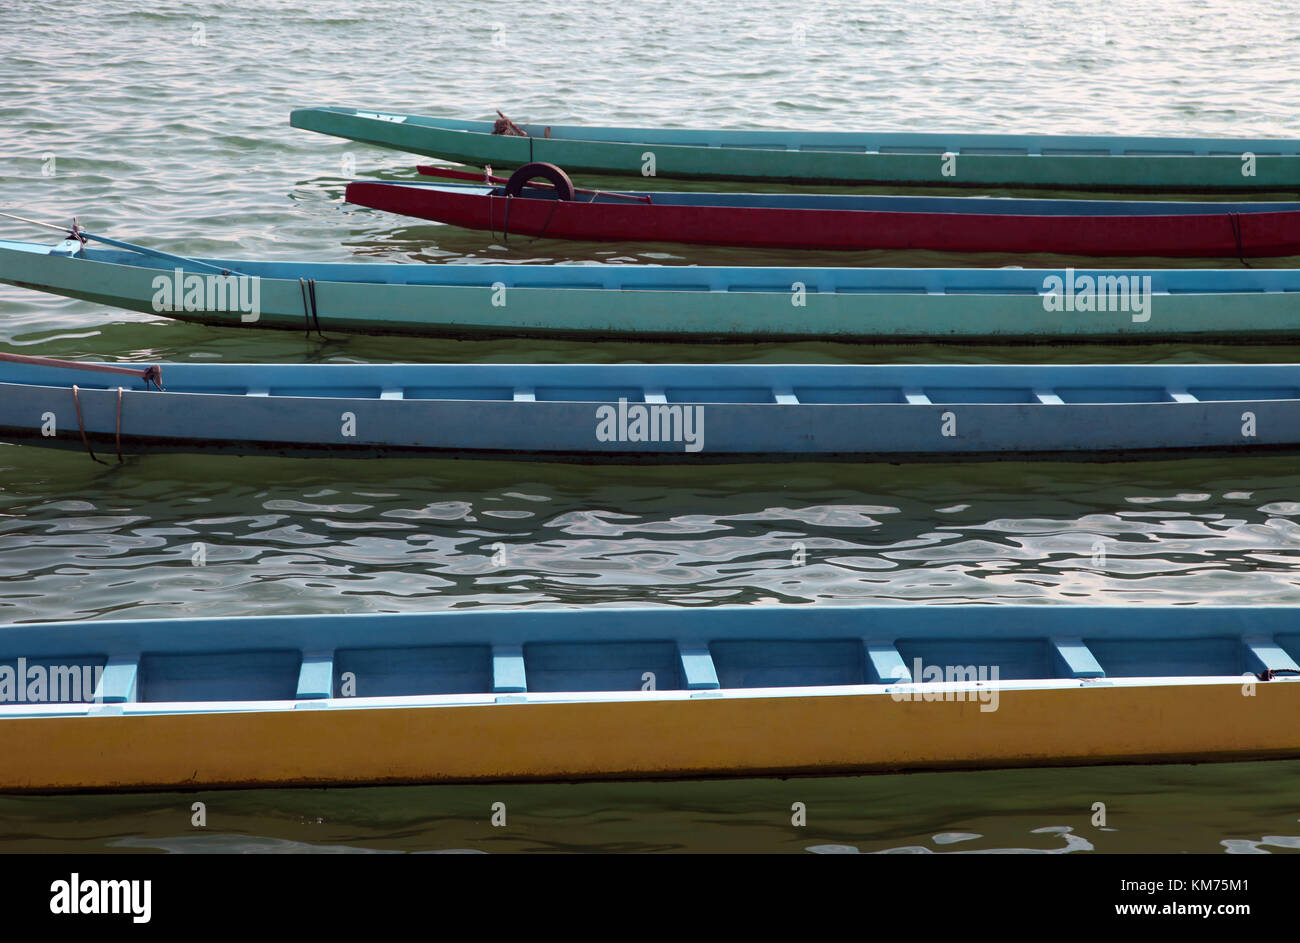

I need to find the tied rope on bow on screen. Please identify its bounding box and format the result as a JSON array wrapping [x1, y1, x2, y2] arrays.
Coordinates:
[[0, 352, 163, 464]]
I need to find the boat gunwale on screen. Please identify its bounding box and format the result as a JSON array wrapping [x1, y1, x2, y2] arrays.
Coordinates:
[[2, 603, 1295, 712], [4, 238, 1299, 296], [0, 673, 1284, 722], [7, 361, 1300, 402], [295, 107, 1300, 155], [369, 179, 1300, 216]]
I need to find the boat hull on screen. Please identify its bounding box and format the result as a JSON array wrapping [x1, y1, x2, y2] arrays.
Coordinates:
[[347, 181, 1300, 257], [3, 238, 1300, 343], [2, 361, 1300, 461], [1, 605, 1297, 791], [291, 107, 1300, 191], [7, 681, 1300, 791]]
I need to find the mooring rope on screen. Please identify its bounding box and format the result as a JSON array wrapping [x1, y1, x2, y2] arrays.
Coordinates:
[[1259, 668, 1300, 680], [115, 386, 125, 463], [495, 188, 571, 245], [1228, 212, 1253, 268], [299, 277, 323, 338], [0, 353, 160, 463], [69, 385, 105, 465], [529, 196, 562, 244]]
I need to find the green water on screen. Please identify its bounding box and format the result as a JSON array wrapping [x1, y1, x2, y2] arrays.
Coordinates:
[[1, 0, 1299, 852], [4, 761, 1299, 854]]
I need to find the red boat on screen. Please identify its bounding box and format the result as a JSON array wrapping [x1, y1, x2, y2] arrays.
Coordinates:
[[343, 164, 1300, 257]]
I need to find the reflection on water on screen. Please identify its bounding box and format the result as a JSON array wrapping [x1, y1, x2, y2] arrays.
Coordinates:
[[809, 825, 1094, 853], [111, 836, 485, 854], [3, 451, 1300, 623], [1223, 836, 1300, 854], [2, 760, 1298, 854]]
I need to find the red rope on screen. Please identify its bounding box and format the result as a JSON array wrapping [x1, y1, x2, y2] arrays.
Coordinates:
[[0, 352, 162, 390]]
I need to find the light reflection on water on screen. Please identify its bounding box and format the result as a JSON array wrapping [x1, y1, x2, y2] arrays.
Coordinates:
[[3, 451, 1300, 623], [2, 760, 1298, 854], [809, 825, 1096, 854]]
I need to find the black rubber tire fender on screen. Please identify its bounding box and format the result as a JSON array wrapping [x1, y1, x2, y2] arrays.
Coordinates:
[[503, 162, 576, 201]]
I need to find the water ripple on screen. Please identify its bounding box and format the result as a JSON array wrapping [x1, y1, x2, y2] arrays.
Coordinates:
[[2, 451, 1299, 622]]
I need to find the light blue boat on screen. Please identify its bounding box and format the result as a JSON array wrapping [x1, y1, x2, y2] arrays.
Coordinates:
[[2, 604, 1298, 790], [2, 236, 1299, 342], [2, 359, 1298, 461]]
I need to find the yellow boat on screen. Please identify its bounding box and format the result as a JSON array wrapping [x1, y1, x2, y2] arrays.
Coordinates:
[[2, 605, 1297, 792]]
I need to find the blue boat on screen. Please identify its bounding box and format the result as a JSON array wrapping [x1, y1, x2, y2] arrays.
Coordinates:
[[1, 604, 1297, 790], [3, 235, 1300, 342], [2, 359, 1299, 462]]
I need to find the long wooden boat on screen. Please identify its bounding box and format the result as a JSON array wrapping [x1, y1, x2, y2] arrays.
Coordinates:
[[3, 359, 1300, 462], [2, 604, 1298, 791], [289, 107, 1300, 191], [4, 237, 1300, 343], [346, 177, 1300, 257]]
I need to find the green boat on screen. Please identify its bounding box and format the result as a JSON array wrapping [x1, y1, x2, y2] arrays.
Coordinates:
[[290, 107, 1300, 192]]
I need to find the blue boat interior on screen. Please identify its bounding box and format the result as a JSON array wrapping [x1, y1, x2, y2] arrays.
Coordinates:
[[303, 108, 1300, 156], [4, 361, 1300, 406], [379, 181, 1300, 216], [1, 607, 1296, 710], [4, 361, 1300, 407], [4, 239, 1298, 295]]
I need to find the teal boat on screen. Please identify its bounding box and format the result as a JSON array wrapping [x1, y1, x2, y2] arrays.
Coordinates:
[[3, 236, 1300, 343], [290, 107, 1300, 191]]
